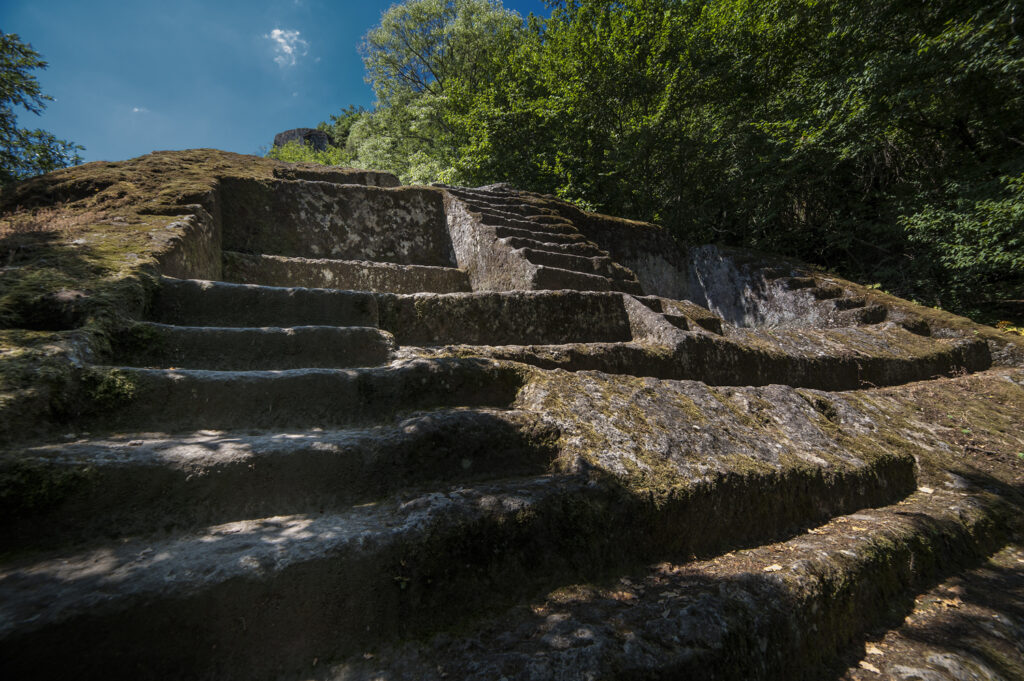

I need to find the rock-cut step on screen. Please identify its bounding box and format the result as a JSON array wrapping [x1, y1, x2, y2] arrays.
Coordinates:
[[78, 358, 527, 433], [480, 211, 578, 234], [337, 489, 1011, 681], [499, 236, 608, 258], [222, 251, 471, 294], [531, 265, 643, 295], [114, 322, 395, 370], [0, 442, 923, 681], [150, 277, 380, 328], [491, 222, 587, 243], [518, 247, 639, 284], [0, 408, 559, 550]]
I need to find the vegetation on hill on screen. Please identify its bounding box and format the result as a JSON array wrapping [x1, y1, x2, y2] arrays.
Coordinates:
[[275, 0, 1024, 323]]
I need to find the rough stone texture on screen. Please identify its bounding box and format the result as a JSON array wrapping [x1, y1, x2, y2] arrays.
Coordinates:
[[273, 127, 330, 152], [443, 187, 644, 294], [114, 322, 395, 370], [222, 250, 471, 293], [445, 192, 545, 291], [377, 291, 634, 346], [86, 358, 527, 432], [407, 324, 992, 390], [0, 409, 558, 550], [2, 150, 1023, 681], [839, 543, 1024, 681], [151, 277, 380, 327], [327, 489, 1010, 681], [154, 207, 223, 281], [220, 178, 455, 265]]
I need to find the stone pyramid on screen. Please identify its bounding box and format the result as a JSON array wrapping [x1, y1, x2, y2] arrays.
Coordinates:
[[1, 150, 1022, 680]]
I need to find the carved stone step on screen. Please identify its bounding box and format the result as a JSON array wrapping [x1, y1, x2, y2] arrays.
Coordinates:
[[663, 312, 690, 330], [445, 186, 529, 203], [0, 409, 557, 550], [832, 296, 867, 310], [783, 276, 818, 290], [149, 277, 379, 328], [0, 449, 923, 680], [480, 211, 577, 233], [75, 359, 525, 434], [498, 236, 607, 258], [836, 303, 888, 325], [531, 265, 644, 295], [335, 489, 1007, 681], [114, 322, 395, 370], [812, 285, 844, 300], [222, 251, 470, 294], [517, 247, 635, 282], [446, 327, 991, 390], [456, 199, 555, 218], [377, 290, 633, 346], [493, 225, 588, 245]]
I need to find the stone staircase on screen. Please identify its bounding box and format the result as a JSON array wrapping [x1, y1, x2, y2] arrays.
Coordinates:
[[444, 185, 644, 294], [1, 163, 1022, 681]]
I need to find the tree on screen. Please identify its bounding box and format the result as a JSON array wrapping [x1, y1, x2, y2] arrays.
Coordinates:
[[300, 0, 1024, 320], [1, 32, 83, 188], [317, 104, 367, 149], [351, 0, 527, 183]]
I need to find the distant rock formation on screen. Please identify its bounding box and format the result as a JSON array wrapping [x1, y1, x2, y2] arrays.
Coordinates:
[[273, 127, 330, 152]]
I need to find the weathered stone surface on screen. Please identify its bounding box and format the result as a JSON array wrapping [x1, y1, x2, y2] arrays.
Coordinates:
[[444, 187, 645, 294], [114, 322, 395, 370], [326, 488, 1010, 681], [86, 358, 526, 433], [0, 409, 558, 550], [408, 324, 991, 390], [1, 150, 1023, 681], [273, 127, 330, 152], [220, 178, 455, 265], [222, 250, 471, 293], [150, 276, 379, 327], [377, 290, 634, 346], [839, 543, 1024, 681]]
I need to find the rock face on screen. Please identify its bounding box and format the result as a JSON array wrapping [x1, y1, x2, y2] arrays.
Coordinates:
[[273, 127, 331, 151], [0, 150, 1022, 681]]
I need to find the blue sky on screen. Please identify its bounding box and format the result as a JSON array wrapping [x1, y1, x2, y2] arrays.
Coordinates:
[[3, 0, 548, 163]]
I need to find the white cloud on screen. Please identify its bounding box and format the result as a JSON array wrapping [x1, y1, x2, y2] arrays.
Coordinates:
[[132, 106, 148, 114], [265, 28, 308, 67]]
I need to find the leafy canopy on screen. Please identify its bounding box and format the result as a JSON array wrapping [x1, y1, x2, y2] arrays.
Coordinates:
[[281, 0, 1024, 322], [0, 32, 83, 189]]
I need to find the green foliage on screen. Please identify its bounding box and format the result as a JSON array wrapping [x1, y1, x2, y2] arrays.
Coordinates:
[[317, 104, 367, 149], [300, 0, 1024, 321], [0, 32, 83, 189], [903, 172, 1024, 312], [265, 139, 350, 166], [350, 0, 527, 183]]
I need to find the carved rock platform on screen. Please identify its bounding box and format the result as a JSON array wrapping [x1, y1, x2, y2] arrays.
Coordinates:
[[1, 151, 1022, 680]]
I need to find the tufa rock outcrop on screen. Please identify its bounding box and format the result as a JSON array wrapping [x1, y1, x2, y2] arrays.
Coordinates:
[[0, 149, 1022, 680], [273, 127, 331, 152]]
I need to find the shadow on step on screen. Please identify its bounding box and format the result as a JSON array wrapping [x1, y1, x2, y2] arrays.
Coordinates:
[[0, 410, 561, 551], [315, 481, 1014, 681], [823, 546, 1024, 681], [0, 445, 923, 680], [820, 467, 1024, 681]]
